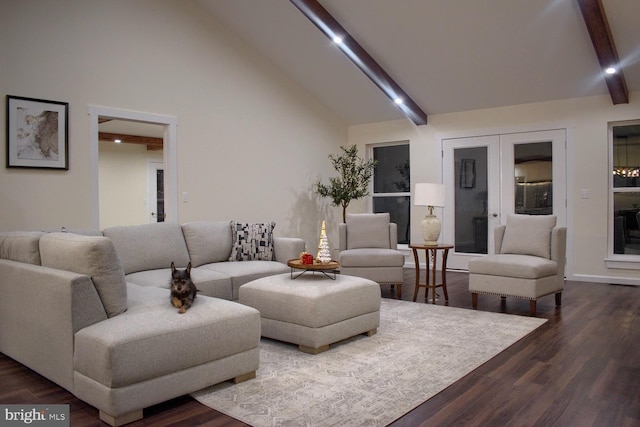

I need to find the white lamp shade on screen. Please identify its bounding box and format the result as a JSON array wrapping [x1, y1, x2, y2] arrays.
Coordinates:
[[414, 183, 445, 207]]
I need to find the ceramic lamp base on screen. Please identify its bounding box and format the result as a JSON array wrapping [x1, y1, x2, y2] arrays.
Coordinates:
[[421, 214, 441, 245]]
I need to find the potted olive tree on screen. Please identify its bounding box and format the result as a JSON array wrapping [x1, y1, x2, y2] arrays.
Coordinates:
[[315, 145, 377, 222]]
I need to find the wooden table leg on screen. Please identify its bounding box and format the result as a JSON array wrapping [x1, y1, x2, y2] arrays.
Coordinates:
[[424, 249, 430, 302], [430, 249, 438, 304], [412, 248, 420, 302], [441, 248, 449, 302], [409, 244, 453, 305]]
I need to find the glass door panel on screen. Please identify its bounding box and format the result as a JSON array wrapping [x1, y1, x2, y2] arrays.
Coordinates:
[[514, 141, 552, 215], [454, 147, 488, 254], [501, 130, 566, 227]]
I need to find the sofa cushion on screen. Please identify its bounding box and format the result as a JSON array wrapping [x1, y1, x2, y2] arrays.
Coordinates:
[[500, 214, 557, 259], [228, 222, 275, 261], [126, 267, 233, 300], [40, 232, 127, 317], [201, 260, 289, 300], [0, 231, 45, 265], [468, 254, 558, 279], [182, 221, 233, 267], [74, 293, 260, 388], [339, 248, 405, 268], [103, 223, 190, 274], [346, 213, 390, 249]]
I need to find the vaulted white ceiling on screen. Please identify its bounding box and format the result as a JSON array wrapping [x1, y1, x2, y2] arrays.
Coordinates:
[[197, 0, 640, 125]]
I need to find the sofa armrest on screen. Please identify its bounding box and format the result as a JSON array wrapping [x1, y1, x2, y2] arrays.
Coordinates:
[[494, 225, 506, 253], [273, 237, 305, 263], [551, 227, 567, 280], [389, 223, 398, 249], [0, 259, 107, 392], [338, 223, 347, 251]]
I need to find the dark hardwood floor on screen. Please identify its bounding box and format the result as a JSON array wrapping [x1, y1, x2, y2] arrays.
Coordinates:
[[1, 270, 639, 426]]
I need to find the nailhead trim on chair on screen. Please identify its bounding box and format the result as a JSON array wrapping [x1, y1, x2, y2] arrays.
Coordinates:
[[470, 290, 537, 300], [470, 289, 561, 300]]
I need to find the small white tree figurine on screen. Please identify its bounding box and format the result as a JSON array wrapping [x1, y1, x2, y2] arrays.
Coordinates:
[[317, 220, 332, 263]]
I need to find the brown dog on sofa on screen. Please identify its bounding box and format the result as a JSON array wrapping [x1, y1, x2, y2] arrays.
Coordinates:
[[170, 262, 198, 314]]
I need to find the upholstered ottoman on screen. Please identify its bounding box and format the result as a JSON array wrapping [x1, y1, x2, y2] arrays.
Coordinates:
[[239, 273, 381, 354]]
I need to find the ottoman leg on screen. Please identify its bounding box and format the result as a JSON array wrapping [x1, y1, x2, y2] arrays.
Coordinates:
[[299, 344, 330, 354], [233, 371, 256, 384], [100, 409, 143, 427]]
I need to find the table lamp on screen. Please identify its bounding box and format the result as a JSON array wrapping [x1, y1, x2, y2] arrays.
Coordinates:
[[414, 183, 445, 245]]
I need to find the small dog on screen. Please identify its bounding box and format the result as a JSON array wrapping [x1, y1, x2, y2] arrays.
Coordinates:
[[170, 262, 198, 314]]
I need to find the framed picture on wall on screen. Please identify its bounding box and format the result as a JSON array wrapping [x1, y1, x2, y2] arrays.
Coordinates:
[[6, 95, 69, 169], [460, 158, 475, 188]]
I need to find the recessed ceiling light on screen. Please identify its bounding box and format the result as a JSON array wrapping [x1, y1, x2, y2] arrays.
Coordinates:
[[114, 139, 122, 143], [605, 67, 617, 75], [332, 36, 342, 44], [394, 97, 404, 105]]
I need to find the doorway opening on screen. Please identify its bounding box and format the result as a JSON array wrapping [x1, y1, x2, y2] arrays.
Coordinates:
[[98, 120, 165, 228], [89, 106, 177, 229]]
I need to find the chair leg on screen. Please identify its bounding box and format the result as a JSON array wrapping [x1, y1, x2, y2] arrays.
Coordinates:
[[529, 300, 537, 316], [471, 292, 478, 309], [395, 283, 402, 299], [555, 291, 562, 306]]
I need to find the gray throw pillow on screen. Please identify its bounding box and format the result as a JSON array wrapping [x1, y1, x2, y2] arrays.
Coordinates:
[[228, 222, 276, 261], [500, 214, 557, 259]]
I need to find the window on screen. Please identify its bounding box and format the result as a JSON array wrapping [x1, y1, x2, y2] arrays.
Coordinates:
[[370, 142, 410, 244], [610, 121, 640, 258]]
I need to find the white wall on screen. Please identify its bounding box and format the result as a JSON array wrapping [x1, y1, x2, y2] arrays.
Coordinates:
[[0, 0, 346, 249], [349, 93, 640, 284]]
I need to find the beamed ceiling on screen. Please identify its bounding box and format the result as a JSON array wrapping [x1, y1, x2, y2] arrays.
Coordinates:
[[196, 0, 640, 126], [105, 0, 640, 140]]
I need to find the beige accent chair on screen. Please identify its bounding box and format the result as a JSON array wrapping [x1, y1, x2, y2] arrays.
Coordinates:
[[338, 213, 405, 298], [468, 214, 566, 316]]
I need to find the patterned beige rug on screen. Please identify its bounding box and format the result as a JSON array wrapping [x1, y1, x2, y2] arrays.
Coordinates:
[[192, 299, 546, 426]]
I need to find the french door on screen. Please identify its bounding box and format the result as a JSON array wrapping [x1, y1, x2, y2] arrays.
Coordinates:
[[441, 129, 566, 270]]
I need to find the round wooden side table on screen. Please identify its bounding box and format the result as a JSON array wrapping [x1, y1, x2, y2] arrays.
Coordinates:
[[409, 243, 454, 304], [287, 259, 340, 279]]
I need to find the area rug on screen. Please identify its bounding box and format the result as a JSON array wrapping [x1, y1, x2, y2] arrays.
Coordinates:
[[191, 299, 547, 426]]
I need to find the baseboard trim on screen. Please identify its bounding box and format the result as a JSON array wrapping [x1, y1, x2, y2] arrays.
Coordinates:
[[570, 273, 640, 286]]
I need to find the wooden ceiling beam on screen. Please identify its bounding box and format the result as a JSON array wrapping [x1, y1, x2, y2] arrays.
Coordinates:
[[290, 0, 428, 125], [576, 0, 629, 104], [98, 132, 163, 151]]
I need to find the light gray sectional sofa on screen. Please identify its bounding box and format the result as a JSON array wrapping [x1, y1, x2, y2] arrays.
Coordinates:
[[103, 221, 304, 300], [0, 221, 305, 426]]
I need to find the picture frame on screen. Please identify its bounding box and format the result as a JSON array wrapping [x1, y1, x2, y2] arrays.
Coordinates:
[[460, 158, 475, 188], [6, 95, 69, 169]]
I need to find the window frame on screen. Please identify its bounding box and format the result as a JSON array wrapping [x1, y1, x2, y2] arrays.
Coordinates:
[[367, 140, 411, 247], [607, 119, 640, 269]]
